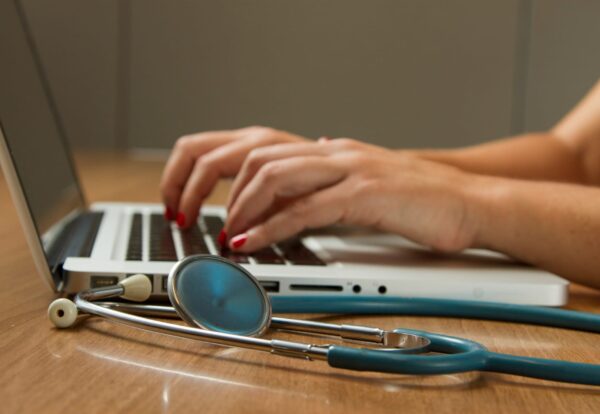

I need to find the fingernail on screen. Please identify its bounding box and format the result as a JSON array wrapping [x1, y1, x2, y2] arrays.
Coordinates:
[[164, 207, 175, 220], [217, 229, 228, 246], [230, 233, 248, 249], [176, 212, 186, 227], [318, 136, 331, 143]]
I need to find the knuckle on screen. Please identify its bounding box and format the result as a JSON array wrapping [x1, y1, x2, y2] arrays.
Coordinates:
[[174, 135, 194, 151], [243, 125, 265, 132], [355, 178, 380, 196], [335, 138, 359, 149], [249, 126, 279, 143], [290, 199, 311, 216], [255, 125, 275, 135], [246, 148, 269, 169], [194, 156, 218, 175], [257, 162, 282, 184], [341, 152, 368, 166]]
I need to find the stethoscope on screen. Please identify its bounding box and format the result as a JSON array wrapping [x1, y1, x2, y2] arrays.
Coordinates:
[[48, 255, 600, 386]]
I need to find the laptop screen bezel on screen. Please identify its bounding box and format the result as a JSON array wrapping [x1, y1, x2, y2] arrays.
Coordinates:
[[0, 122, 61, 291], [0, 0, 89, 292]]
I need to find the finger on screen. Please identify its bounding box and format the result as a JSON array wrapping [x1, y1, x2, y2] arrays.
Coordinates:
[[226, 156, 345, 236], [160, 130, 239, 216], [227, 141, 337, 210], [229, 184, 347, 252], [176, 138, 278, 227]]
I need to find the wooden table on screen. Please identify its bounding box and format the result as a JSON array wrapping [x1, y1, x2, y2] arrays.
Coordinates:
[[1, 152, 599, 414]]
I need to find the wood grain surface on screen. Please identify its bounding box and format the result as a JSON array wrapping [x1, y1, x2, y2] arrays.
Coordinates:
[[1, 152, 599, 414]]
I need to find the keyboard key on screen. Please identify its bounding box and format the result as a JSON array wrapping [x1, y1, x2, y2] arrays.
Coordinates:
[[277, 238, 325, 266], [219, 247, 250, 264], [180, 225, 210, 255], [203, 215, 224, 236], [126, 213, 143, 261], [252, 246, 285, 265], [150, 214, 177, 261]]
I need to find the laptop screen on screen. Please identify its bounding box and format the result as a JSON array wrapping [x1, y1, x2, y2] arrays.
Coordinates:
[[0, 1, 85, 238]]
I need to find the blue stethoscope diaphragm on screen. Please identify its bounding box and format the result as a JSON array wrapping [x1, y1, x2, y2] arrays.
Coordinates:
[[167, 255, 271, 336]]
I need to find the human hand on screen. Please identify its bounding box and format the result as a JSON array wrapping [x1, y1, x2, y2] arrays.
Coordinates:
[[160, 126, 308, 228], [224, 138, 483, 253]]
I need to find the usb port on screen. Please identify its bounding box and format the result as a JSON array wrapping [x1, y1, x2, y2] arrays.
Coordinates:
[[90, 275, 118, 288], [259, 281, 280, 293]]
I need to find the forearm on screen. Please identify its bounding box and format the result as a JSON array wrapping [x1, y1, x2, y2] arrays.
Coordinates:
[[468, 176, 600, 289], [408, 133, 586, 183]]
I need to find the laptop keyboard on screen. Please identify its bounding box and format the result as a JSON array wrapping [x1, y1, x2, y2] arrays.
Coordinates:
[[126, 213, 325, 266]]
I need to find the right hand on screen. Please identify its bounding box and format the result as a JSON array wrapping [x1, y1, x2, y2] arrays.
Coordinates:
[[160, 126, 309, 228]]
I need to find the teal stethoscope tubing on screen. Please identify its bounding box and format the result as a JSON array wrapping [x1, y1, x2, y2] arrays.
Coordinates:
[[272, 296, 600, 385]]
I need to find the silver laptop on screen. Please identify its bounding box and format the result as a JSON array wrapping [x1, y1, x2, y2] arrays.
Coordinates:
[[0, 0, 568, 305]]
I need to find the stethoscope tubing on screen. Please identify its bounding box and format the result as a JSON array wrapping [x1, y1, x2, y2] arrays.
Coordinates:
[[271, 296, 600, 384], [95, 298, 600, 385], [270, 296, 600, 333], [329, 329, 600, 385]]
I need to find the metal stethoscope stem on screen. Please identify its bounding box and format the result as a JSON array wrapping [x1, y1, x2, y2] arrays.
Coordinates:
[[56, 278, 429, 363]]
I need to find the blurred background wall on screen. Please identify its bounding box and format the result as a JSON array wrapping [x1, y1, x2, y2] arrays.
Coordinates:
[[21, 0, 600, 152]]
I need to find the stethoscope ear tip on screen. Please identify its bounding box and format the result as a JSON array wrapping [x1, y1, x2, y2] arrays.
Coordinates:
[[48, 298, 78, 328], [119, 274, 152, 302]]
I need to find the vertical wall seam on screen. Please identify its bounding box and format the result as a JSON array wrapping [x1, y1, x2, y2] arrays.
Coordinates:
[[510, 0, 534, 134], [115, 0, 131, 149]]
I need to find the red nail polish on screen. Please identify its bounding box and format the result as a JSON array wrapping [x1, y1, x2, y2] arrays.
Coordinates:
[[165, 207, 175, 220], [176, 212, 186, 227], [230, 234, 248, 249], [217, 229, 228, 246]]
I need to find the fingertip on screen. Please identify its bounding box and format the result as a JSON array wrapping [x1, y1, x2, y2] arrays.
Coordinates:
[[176, 211, 187, 228], [164, 206, 175, 221], [178, 211, 201, 230], [217, 229, 228, 246], [229, 233, 248, 250]]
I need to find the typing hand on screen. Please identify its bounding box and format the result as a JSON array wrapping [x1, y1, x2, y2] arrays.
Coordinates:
[[225, 138, 483, 253], [160, 126, 308, 228]]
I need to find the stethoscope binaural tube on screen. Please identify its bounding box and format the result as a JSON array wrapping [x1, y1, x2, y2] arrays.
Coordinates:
[[48, 256, 430, 363]]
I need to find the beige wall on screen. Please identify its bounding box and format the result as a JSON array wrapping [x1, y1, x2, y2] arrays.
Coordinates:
[[22, 0, 120, 149], [525, 0, 600, 131], [127, 0, 520, 150], [20, 0, 600, 151]]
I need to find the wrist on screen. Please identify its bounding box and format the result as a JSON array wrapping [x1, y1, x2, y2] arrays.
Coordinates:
[[460, 173, 514, 251]]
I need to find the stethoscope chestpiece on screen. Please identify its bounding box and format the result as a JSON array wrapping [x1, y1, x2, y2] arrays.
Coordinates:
[[167, 254, 272, 337]]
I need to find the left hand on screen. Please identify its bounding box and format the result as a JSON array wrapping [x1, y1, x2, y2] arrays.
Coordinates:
[[224, 138, 483, 253]]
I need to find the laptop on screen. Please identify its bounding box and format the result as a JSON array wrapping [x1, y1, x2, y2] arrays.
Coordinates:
[[0, 0, 568, 305]]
